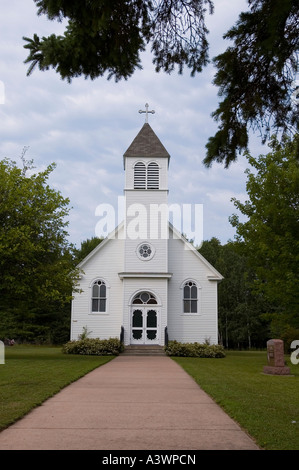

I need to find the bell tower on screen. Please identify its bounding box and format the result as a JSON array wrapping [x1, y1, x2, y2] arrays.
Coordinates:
[[123, 108, 170, 273], [120, 105, 172, 346]]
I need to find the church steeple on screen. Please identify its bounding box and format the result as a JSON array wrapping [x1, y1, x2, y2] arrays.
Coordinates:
[[123, 119, 170, 273], [123, 122, 170, 192], [123, 123, 170, 169]]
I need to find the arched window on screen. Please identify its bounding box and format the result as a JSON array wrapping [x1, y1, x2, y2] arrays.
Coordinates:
[[147, 162, 159, 189], [134, 162, 146, 189], [183, 281, 198, 314], [91, 280, 107, 313], [133, 161, 159, 189], [132, 292, 158, 305]]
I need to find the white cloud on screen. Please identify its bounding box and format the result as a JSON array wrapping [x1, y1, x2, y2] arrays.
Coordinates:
[[0, 0, 260, 246]]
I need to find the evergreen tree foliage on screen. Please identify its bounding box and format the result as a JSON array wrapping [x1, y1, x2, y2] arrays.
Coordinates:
[[205, 0, 299, 167], [23, 0, 214, 82], [23, 1, 298, 167]]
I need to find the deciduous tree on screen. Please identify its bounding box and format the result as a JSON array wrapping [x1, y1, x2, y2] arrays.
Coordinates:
[[73, 236, 103, 264], [0, 154, 79, 342], [230, 135, 299, 327], [199, 238, 270, 348]]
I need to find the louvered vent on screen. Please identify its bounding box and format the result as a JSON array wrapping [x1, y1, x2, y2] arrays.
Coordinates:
[[147, 162, 159, 189], [134, 162, 146, 189]]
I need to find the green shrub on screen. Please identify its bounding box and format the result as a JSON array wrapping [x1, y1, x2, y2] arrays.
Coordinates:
[[165, 340, 225, 358], [62, 337, 124, 356]]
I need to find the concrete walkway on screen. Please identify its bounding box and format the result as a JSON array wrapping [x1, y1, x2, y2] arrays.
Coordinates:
[[0, 356, 259, 450]]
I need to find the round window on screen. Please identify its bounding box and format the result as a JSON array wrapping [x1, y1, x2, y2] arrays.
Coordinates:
[[136, 242, 155, 261]]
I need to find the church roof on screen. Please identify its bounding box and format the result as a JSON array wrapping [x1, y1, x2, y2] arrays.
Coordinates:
[[76, 221, 223, 281], [123, 123, 170, 160]]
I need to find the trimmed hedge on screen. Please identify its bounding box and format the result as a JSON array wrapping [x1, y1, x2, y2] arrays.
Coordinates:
[[62, 337, 124, 356], [164, 340, 225, 358]]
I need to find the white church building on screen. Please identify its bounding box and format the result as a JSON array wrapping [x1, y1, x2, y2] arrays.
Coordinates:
[[71, 113, 223, 347]]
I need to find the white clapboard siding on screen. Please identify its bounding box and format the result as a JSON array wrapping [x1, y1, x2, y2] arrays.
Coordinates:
[[167, 232, 220, 344], [124, 190, 169, 272], [71, 232, 125, 341]]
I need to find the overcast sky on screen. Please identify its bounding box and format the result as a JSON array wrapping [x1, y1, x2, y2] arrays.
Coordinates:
[[0, 0, 266, 248]]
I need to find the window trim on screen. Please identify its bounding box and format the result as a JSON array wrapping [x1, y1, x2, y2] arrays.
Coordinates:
[[180, 279, 201, 315], [133, 161, 146, 189], [136, 242, 155, 261], [89, 278, 110, 315], [133, 161, 160, 190], [147, 161, 159, 189], [132, 291, 158, 305], [129, 289, 162, 307]]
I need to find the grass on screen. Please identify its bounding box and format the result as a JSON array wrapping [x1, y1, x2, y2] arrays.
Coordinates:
[[1, 347, 298, 450], [173, 350, 299, 450], [0, 344, 114, 431]]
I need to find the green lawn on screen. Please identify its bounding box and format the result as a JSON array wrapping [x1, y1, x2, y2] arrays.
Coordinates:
[[173, 350, 299, 450], [0, 345, 114, 431], [1, 347, 298, 450]]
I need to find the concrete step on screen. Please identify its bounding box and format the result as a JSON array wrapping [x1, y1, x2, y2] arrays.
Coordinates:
[[122, 345, 166, 356]]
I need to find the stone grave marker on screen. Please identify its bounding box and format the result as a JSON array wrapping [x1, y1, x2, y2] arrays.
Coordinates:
[[263, 339, 290, 375], [0, 340, 4, 364]]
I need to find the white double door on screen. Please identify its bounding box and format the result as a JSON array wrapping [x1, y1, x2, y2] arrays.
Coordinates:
[[131, 306, 160, 344]]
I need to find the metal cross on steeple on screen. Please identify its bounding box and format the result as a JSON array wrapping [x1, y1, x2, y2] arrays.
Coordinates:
[[139, 103, 155, 123]]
